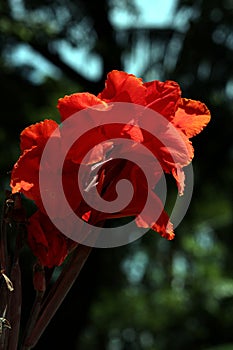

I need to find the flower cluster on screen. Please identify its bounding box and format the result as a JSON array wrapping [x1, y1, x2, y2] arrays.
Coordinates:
[[10, 70, 210, 267]]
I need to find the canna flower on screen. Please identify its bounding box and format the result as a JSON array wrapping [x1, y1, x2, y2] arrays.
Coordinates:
[[10, 70, 210, 265], [57, 70, 210, 238]]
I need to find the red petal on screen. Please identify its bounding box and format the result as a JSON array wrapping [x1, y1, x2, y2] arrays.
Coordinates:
[[173, 98, 211, 138], [28, 211, 68, 268], [142, 123, 194, 179], [57, 92, 106, 121], [20, 119, 58, 152], [62, 127, 112, 164], [144, 80, 181, 119], [10, 146, 41, 202], [121, 122, 144, 143], [98, 70, 146, 104], [152, 212, 175, 240], [135, 190, 174, 240], [172, 166, 185, 196]]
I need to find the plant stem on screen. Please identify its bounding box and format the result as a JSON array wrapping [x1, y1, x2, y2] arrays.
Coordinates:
[[0, 195, 11, 349], [19, 289, 45, 350], [22, 244, 92, 349], [7, 259, 22, 350], [0, 202, 9, 275], [7, 221, 26, 350]]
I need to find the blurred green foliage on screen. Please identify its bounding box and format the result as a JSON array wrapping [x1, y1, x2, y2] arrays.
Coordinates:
[[0, 0, 232, 349]]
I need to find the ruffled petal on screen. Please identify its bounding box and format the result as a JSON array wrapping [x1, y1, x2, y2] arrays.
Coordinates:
[[20, 119, 59, 152], [135, 190, 175, 240], [98, 70, 146, 105], [142, 124, 194, 171], [152, 212, 175, 240], [57, 92, 106, 121], [10, 146, 41, 202], [144, 80, 181, 119], [62, 126, 112, 165], [173, 98, 211, 138]]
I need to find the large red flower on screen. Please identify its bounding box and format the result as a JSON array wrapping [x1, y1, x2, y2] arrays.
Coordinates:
[[57, 70, 210, 235], [10, 70, 210, 266]]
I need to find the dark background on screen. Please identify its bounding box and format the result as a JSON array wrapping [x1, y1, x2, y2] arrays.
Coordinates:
[[0, 0, 233, 349]]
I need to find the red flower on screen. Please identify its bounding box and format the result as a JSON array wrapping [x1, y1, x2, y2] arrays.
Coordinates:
[[10, 70, 210, 260]]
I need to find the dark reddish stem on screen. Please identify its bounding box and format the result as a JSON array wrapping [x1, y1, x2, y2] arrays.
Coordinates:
[[0, 216, 9, 349], [0, 202, 9, 275], [7, 259, 22, 350], [20, 289, 45, 350], [21, 244, 92, 349]]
